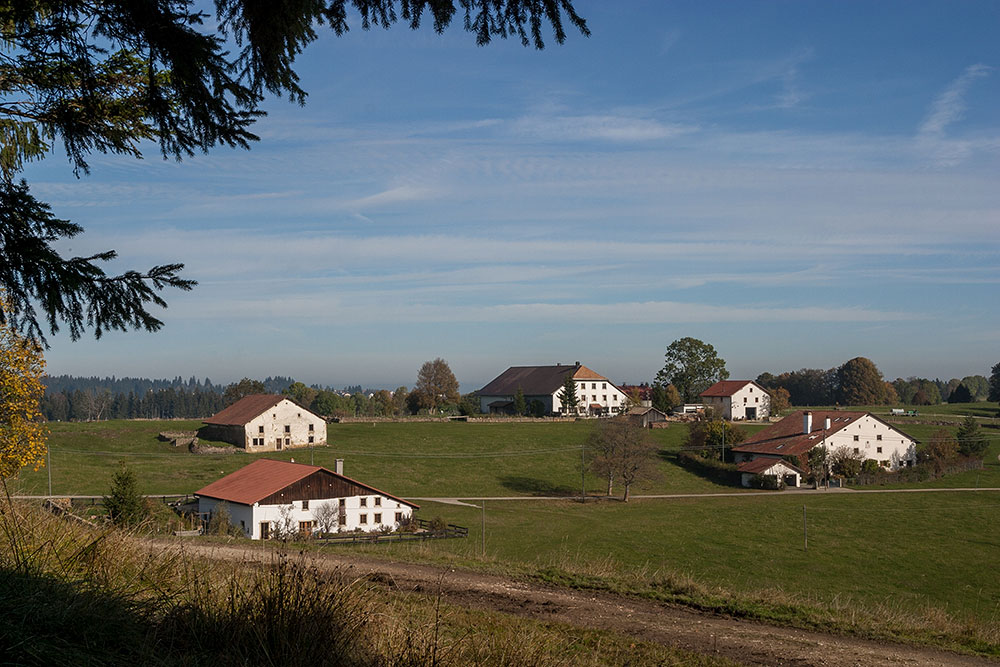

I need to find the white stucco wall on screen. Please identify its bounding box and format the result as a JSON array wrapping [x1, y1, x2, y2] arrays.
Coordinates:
[[242, 398, 326, 451], [198, 492, 416, 540], [703, 383, 769, 420], [820, 414, 916, 470], [197, 496, 256, 537], [553, 380, 627, 416]]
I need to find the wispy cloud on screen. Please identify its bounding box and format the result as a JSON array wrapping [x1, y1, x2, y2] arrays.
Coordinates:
[[917, 63, 994, 166], [511, 113, 695, 142]]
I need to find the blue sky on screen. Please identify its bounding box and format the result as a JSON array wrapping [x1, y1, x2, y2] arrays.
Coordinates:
[[26, 1, 1000, 390]]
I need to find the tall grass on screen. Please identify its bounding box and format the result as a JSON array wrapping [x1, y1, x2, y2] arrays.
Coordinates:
[[0, 493, 729, 666]]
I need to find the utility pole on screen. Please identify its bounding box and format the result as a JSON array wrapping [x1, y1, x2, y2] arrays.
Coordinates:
[[480, 500, 485, 558], [46, 443, 52, 496]]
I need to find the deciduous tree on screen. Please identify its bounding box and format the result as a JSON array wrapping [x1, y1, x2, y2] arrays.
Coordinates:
[[1, 1, 587, 343], [836, 357, 887, 406], [223, 378, 266, 405], [414, 358, 460, 413], [0, 300, 47, 478], [587, 417, 661, 501], [650, 383, 681, 412], [988, 362, 1000, 402], [829, 446, 864, 478], [654, 337, 729, 403]]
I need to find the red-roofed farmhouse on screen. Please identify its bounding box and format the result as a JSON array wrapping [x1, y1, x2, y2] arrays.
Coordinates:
[[698, 380, 770, 421], [195, 459, 419, 539], [731, 410, 917, 486], [202, 394, 326, 451]]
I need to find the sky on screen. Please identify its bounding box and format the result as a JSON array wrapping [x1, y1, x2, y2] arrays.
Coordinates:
[[24, 0, 1000, 391]]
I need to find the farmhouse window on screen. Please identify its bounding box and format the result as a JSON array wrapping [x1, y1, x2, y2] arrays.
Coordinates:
[[339, 498, 345, 507], [308, 436, 314, 443], [360, 497, 367, 507], [877, 447, 883, 454], [744, 397, 747, 403], [276, 438, 283, 450], [602, 383, 607, 389], [603, 395, 607, 401], [284, 438, 290, 446], [259, 425, 264, 434], [374, 497, 381, 506], [298, 521, 314, 535], [260, 522, 271, 539], [876, 434, 882, 441], [853, 435, 859, 441], [395, 512, 403, 522], [374, 513, 382, 524], [853, 448, 860, 454], [338, 513, 346, 526], [592, 383, 596, 389], [302, 500, 309, 510], [309, 423, 314, 432], [359, 514, 368, 524], [284, 425, 290, 433]]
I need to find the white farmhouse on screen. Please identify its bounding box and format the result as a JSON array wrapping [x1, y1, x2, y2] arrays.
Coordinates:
[[478, 362, 628, 416], [699, 380, 770, 420], [195, 458, 419, 540], [731, 410, 918, 475], [202, 394, 326, 451]]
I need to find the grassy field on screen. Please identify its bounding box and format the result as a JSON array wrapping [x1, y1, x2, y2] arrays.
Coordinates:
[[15, 419, 771, 497], [337, 491, 1000, 654], [11, 416, 1000, 656]]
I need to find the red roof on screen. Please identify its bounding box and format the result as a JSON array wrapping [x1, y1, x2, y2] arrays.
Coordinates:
[[194, 458, 419, 508], [700, 380, 760, 397], [737, 457, 803, 475], [203, 394, 286, 426], [732, 410, 871, 457]]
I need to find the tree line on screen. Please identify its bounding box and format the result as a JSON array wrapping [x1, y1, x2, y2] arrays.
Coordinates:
[[39, 358, 470, 421]]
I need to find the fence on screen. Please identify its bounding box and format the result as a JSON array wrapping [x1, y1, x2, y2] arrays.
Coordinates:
[[312, 518, 468, 545]]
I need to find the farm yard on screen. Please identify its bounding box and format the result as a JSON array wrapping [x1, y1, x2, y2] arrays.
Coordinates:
[[9, 414, 1000, 658]]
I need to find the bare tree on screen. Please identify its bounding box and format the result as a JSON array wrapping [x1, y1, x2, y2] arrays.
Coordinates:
[[588, 417, 662, 501], [313, 500, 340, 536]]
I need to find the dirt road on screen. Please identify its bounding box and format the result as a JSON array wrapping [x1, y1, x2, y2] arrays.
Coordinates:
[[163, 540, 995, 667]]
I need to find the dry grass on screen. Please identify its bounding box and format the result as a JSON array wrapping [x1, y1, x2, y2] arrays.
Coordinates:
[[0, 495, 731, 666]]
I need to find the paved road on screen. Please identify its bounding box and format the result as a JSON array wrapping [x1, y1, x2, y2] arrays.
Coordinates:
[[411, 486, 1000, 506]]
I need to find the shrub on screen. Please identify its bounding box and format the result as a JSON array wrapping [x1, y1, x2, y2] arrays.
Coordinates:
[[749, 474, 783, 490], [103, 460, 146, 528], [675, 451, 741, 486]]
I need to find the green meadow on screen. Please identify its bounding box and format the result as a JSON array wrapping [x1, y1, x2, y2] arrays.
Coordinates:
[[12, 416, 1000, 655]]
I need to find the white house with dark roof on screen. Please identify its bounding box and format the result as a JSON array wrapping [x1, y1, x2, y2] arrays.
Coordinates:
[[478, 362, 628, 416], [731, 410, 917, 473], [202, 394, 326, 451], [699, 380, 770, 420], [195, 459, 418, 539]]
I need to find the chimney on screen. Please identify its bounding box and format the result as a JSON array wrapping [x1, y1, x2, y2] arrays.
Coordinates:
[[824, 418, 831, 430], [803, 411, 813, 435], [575, 361, 581, 368], [335, 459, 344, 475]]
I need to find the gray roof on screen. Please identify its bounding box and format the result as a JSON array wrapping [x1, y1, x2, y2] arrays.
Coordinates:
[[480, 364, 601, 397]]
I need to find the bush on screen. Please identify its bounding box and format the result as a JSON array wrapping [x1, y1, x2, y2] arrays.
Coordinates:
[[749, 474, 783, 490], [675, 451, 741, 486]]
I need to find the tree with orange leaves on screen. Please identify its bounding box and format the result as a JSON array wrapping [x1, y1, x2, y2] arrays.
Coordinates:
[[0, 294, 47, 479]]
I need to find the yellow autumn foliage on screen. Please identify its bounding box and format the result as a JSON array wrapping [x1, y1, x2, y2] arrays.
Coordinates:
[[0, 298, 48, 478]]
